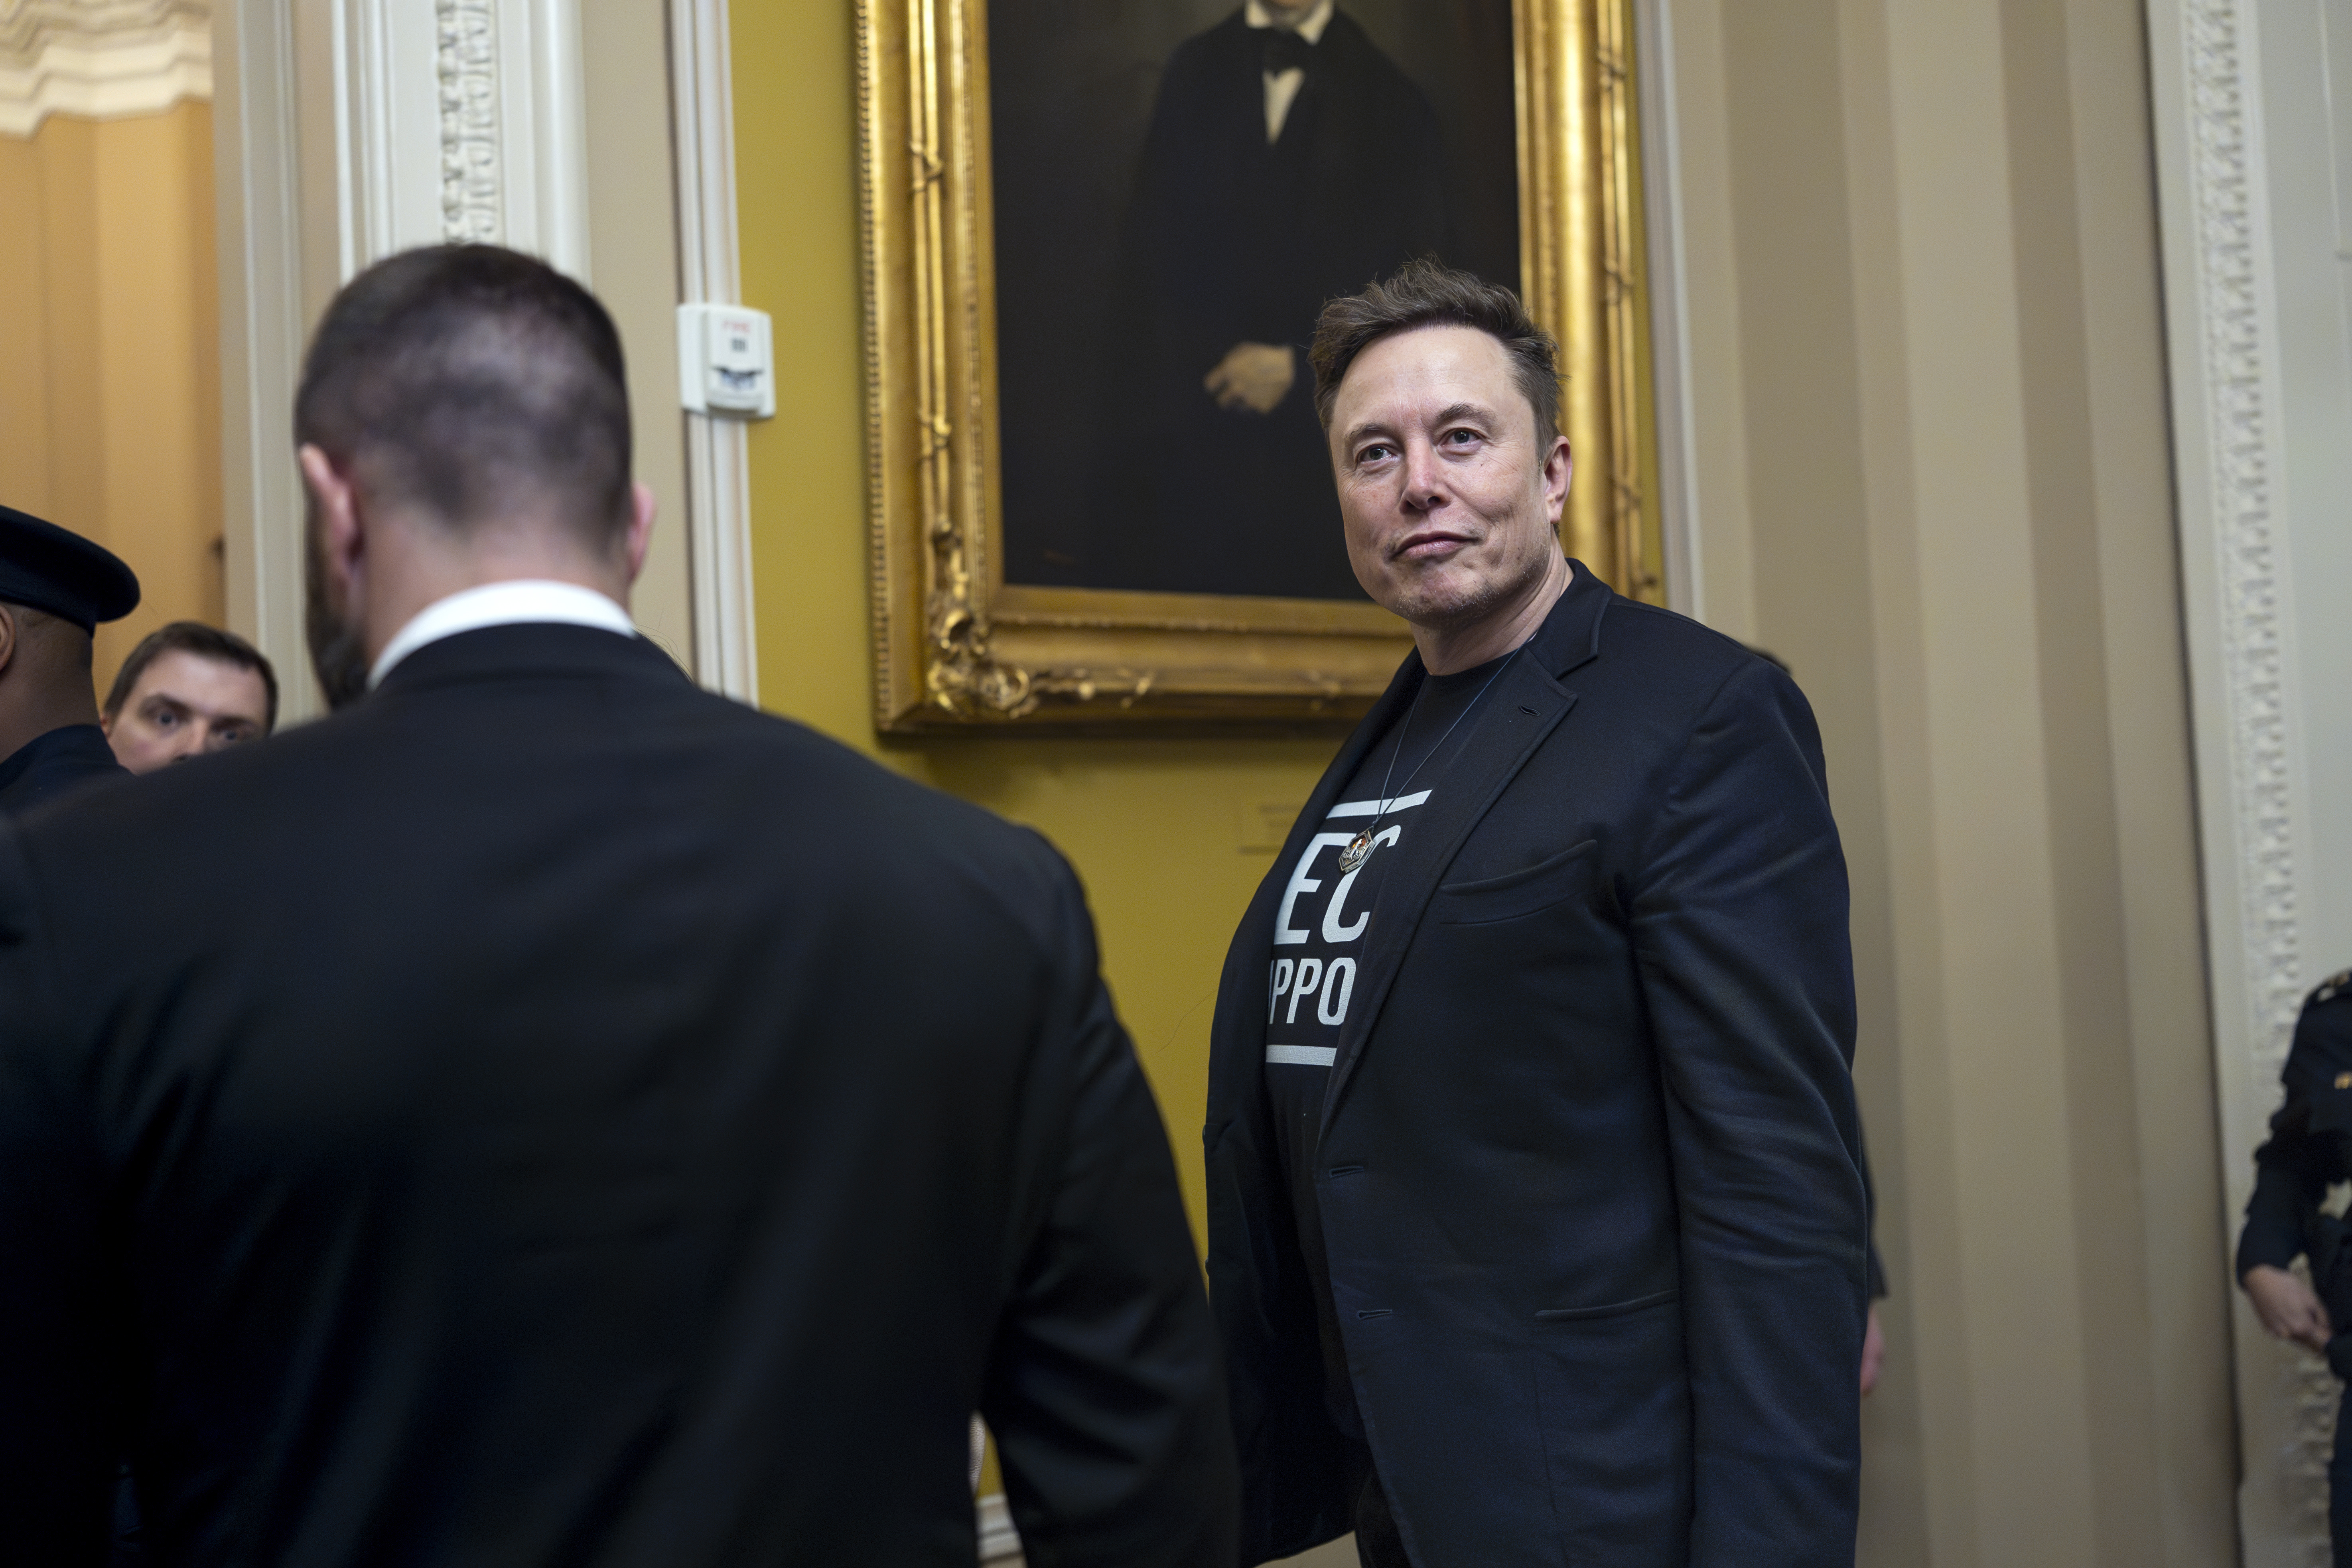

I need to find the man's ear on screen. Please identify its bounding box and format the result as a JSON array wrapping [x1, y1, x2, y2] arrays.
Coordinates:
[[621, 481, 657, 586], [298, 444, 365, 592], [1543, 436, 1574, 524]]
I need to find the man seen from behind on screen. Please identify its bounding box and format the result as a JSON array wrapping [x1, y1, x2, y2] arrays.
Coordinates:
[[0, 244, 1236, 1567]]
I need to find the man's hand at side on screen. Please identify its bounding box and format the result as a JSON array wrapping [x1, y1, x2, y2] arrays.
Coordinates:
[[2244, 1263, 2333, 1352], [1204, 343, 1296, 414]]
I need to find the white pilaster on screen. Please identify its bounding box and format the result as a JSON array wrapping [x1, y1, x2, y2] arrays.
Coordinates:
[[2147, 0, 2343, 1559]]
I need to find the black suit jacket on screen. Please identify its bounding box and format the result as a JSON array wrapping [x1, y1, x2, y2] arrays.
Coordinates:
[[1205, 568, 1866, 1566], [1082, 9, 1450, 600], [0, 723, 124, 816], [0, 624, 1236, 1567]]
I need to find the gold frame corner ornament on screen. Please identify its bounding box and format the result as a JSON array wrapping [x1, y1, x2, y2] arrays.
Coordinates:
[[858, 0, 1661, 731]]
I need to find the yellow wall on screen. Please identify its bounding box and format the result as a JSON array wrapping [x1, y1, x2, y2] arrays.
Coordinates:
[[0, 103, 223, 689], [730, 4, 1337, 1246]]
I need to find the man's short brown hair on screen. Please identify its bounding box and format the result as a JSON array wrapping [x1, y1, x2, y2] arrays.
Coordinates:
[[294, 245, 632, 549], [104, 621, 280, 734], [1309, 259, 1563, 445]]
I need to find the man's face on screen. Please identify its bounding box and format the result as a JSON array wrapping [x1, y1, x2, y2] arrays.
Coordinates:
[[1327, 324, 1571, 633], [103, 650, 271, 773]]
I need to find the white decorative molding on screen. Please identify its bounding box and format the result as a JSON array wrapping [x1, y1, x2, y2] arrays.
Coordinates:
[[211, 0, 314, 715], [2179, 0, 2306, 1090], [332, 0, 586, 278], [436, 0, 498, 243], [2148, 0, 2324, 1560], [670, 0, 760, 703], [0, 0, 210, 136]]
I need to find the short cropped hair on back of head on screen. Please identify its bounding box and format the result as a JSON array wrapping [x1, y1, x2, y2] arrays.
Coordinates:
[[294, 245, 633, 549], [104, 621, 280, 734], [1309, 258, 1563, 447]]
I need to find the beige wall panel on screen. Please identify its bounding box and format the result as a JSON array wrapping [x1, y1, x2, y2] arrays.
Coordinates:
[[1657, 0, 1753, 643], [90, 106, 228, 680], [0, 138, 56, 517], [36, 117, 106, 585], [1669, 0, 2230, 1558], [579, 0, 695, 672], [0, 104, 224, 694]]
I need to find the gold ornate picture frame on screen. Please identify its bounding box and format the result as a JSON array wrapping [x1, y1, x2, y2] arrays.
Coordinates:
[[858, 0, 1660, 730]]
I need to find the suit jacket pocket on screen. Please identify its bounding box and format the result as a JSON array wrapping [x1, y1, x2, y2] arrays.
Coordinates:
[[1534, 1288, 1679, 1323], [1532, 1291, 1692, 1563], [1435, 839, 1599, 926]]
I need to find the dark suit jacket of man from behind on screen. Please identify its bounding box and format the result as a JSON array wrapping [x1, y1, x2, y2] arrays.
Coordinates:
[[1205, 565, 1867, 1566], [0, 622, 1237, 1567], [1079, 8, 1449, 601]]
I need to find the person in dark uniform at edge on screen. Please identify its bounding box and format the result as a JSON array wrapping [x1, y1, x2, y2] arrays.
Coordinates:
[[1084, 0, 1450, 601], [2239, 967, 2352, 1565], [0, 504, 141, 816]]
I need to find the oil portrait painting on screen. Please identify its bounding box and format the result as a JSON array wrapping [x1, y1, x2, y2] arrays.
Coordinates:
[[860, 0, 1656, 727]]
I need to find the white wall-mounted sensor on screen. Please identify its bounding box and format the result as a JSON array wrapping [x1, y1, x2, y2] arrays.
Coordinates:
[[677, 303, 776, 419]]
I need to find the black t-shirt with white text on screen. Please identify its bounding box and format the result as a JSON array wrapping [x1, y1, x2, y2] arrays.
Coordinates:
[[1263, 651, 1513, 1439]]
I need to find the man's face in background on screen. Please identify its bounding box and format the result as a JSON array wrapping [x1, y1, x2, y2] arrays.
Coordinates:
[[104, 650, 272, 772]]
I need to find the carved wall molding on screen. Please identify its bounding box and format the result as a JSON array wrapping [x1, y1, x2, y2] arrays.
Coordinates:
[[0, 0, 209, 136], [436, 0, 499, 244], [2153, 0, 2324, 1558]]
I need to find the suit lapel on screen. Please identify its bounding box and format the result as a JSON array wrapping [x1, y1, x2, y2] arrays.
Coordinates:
[[1316, 564, 1617, 1135]]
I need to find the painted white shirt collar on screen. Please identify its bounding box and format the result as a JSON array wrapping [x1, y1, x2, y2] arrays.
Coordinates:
[[1244, 0, 1333, 142], [368, 579, 637, 689]]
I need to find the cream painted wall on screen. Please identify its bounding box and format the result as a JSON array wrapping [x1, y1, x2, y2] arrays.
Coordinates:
[[1662, 0, 2235, 1561], [579, 0, 694, 672], [0, 102, 224, 693]]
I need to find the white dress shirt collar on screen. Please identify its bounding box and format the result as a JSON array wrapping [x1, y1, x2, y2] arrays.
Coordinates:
[[368, 579, 638, 690], [1245, 0, 1334, 44]]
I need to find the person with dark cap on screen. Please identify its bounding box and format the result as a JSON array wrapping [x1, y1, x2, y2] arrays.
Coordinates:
[[0, 504, 142, 816], [2239, 967, 2352, 1566]]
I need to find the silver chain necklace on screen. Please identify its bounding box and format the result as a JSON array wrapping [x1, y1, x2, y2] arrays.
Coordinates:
[[1337, 649, 1519, 874]]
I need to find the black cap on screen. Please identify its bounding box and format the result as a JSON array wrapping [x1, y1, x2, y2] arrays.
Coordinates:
[[0, 505, 140, 633]]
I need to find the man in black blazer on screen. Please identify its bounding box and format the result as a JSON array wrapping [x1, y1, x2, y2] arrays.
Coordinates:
[[1205, 260, 1866, 1566], [1082, 1, 1450, 600], [0, 245, 1235, 1566]]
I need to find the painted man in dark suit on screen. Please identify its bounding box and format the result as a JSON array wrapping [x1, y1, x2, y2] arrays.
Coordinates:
[[1204, 261, 1867, 1565], [0, 245, 1235, 1566], [1087, 0, 1450, 600]]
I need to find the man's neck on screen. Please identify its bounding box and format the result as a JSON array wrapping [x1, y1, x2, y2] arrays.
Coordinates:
[[0, 686, 99, 763], [1413, 554, 1573, 675]]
